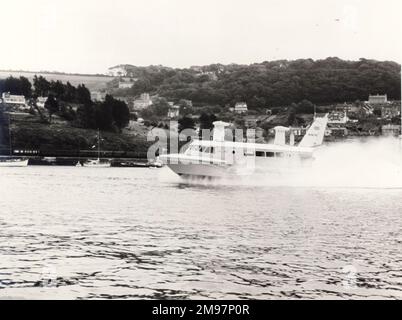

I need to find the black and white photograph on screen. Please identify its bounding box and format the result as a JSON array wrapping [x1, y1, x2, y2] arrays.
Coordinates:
[[0, 0, 401, 308]]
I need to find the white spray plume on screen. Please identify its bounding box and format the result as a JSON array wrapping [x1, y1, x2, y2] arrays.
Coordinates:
[[159, 137, 402, 189]]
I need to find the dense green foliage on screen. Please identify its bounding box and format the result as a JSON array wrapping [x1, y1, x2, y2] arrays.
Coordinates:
[[199, 112, 217, 130], [178, 116, 195, 131], [139, 97, 170, 122], [0, 76, 130, 132], [76, 95, 130, 131], [115, 58, 401, 109], [0, 76, 32, 97], [32, 76, 91, 104]]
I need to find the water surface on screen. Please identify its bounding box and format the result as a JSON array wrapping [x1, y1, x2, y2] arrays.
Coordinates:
[[0, 166, 401, 299]]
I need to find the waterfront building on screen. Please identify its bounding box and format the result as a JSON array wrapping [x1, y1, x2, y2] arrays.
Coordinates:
[[327, 127, 348, 137], [382, 124, 401, 136], [133, 93, 153, 111], [328, 110, 348, 124], [290, 127, 308, 137], [234, 102, 248, 114]]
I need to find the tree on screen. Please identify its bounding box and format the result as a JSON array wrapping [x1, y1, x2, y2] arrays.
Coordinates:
[[0, 76, 32, 97], [17, 76, 32, 97], [130, 79, 153, 96], [59, 104, 76, 121], [44, 94, 59, 122], [178, 116, 195, 132], [75, 84, 91, 104], [199, 112, 217, 130], [296, 99, 315, 114], [178, 99, 194, 116], [63, 82, 77, 102], [76, 103, 96, 129], [50, 80, 65, 98], [287, 104, 297, 126], [153, 98, 170, 117], [103, 95, 130, 131], [122, 58, 400, 110], [95, 101, 113, 131], [33, 76, 51, 97]]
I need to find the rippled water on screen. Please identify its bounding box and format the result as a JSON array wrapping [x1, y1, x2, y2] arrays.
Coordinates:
[[0, 166, 401, 299]]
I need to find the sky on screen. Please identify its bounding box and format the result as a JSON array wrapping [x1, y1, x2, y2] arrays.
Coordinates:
[[0, 0, 401, 74]]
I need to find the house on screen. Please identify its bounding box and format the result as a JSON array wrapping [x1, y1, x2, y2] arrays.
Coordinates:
[[107, 66, 128, 77], [90, 91, 106, 102], [327, 127, 348, 137], [36, 96, 48, 108], [368, 94, 388, 104], [328, 110, 348, 124], [290, 127, 307, 137], [381, 105, 400, 120], [133, 93, 153, 111], [118, 80, 135, 89], [382, 124, 400, 136], [167, 103, 180, 118], [234, 102, 248, 114], [361, 103, 374, 115], [2, 92, 26, 105], [244, 116, 259, 128]]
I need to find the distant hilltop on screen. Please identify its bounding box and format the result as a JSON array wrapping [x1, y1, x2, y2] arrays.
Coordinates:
[[1, 57, 400, 109], [106, 57, 401, 109], [107, 64, 174, 77], [107, 57, 401, 76]]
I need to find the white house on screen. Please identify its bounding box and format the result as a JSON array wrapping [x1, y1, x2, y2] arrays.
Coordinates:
[[133, 93, 153, 110], [328, 110, 349, 124], [108, 66, 128, 77], [2, 92, 26, 105], [234, 102, 248, 114], [36, 96, 48, 108], [118, 81, 135, 89], [167, 103, 180, 118], [368, 94, 388, 104]]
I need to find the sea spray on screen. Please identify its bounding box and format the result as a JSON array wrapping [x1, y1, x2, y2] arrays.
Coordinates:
[[159, 137, 402, 189]]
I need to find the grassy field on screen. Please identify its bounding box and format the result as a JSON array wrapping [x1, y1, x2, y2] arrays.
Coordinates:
[[0, 70, 112, 91]]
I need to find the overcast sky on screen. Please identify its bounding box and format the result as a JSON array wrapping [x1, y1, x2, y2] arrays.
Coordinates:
[[0, 0, 401, 74]]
